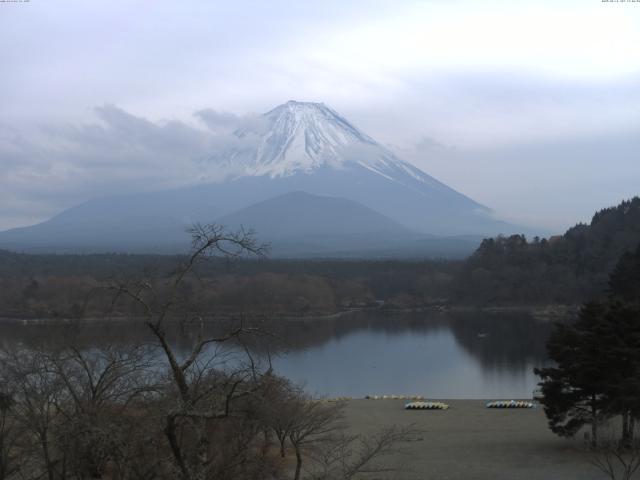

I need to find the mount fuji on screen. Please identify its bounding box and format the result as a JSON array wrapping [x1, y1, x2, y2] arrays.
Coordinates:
[[0, 101, 524, 257]]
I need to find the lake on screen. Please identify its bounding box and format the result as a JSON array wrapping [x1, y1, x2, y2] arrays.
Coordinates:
[[268, 310, 555, 399], [0, 309, 559, 399]]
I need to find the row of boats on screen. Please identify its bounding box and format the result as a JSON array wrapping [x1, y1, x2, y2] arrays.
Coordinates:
[[323, 395, 539, 409], [404, 400, 537, 410], [405, 401, 450, 410]]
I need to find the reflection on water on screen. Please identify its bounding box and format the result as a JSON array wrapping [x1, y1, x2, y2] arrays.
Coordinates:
[[269, 311, 555, 399], [0, 310, 559, 399]]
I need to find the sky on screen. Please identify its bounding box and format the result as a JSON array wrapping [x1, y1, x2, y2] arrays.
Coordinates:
[[1, 0, 639, 232]]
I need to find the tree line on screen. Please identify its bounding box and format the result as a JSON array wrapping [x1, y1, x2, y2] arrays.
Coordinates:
[[0, 255, 457, 319], [455, 197, 640, 305], [2, 196, 640, 319]]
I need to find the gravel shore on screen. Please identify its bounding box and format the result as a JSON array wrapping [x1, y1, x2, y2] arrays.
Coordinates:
[[343, 399, 604, 480]]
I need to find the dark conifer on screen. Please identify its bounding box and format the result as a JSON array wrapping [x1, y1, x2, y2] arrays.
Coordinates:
[[535, 302, 610, 444], [537, 244, 640, 445], [608, 244, 640, 305]]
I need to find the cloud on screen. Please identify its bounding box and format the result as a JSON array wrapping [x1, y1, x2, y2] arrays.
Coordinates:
[[0, 106, 257, 230], [195, 109, 242, 132], [414, 137, 450, 152], [402, 130, 640, 232]]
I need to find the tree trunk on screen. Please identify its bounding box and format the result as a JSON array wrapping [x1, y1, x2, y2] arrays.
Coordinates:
[[293, 444, 302, 480], [164, 415, 191, 480], [622, 411, 630, 446], [262, 429, 270, 456], [196, 421, 210, 480], [591, 397, 598, 447], [42, 438, 55, 480], [35, 426, 56, 480]]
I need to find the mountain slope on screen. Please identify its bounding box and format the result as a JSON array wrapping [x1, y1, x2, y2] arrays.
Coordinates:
[[202, 100, 504, 234], [0, 101, 528, 255], [216, 191, 411, 238], [215, 191, 482, 258]]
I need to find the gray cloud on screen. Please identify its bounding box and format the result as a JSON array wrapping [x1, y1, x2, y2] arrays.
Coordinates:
[[195, 109, 242, 132], [402, 130, 640, 232], [349, 71, 640, 149], [414, 137, 450, 152], [0, 106, 260, 229]]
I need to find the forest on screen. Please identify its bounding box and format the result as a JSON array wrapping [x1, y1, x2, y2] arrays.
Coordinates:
[[1, 197, 640, 319], [455, 197, 640, 304]]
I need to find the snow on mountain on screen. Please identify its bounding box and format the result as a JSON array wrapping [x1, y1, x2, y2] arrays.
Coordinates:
[[207, 101, 457, 195]]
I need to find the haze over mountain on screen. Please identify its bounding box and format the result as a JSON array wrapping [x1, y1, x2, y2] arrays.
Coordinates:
[[0, 101, 524, 257]]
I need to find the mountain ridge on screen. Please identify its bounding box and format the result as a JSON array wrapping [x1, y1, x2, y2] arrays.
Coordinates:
[[207, 101, 489, 213]]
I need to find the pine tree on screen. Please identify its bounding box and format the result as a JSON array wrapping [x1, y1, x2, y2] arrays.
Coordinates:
[[608, 244, 640, 305], [537, 243, 640, 445], [535, 302, 610, 444]]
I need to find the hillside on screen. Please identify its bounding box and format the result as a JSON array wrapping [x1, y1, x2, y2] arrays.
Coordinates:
[[454, 197, 640, 304]]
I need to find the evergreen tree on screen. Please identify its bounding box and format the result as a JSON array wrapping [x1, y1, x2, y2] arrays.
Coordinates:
[[537, 244, 640, 444], [598, 301, 640, 444], [535, 302, 610, 444], [609, 243, 640, 305]]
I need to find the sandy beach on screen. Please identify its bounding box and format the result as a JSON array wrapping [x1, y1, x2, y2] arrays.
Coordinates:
[[343, 399, 605, 480]]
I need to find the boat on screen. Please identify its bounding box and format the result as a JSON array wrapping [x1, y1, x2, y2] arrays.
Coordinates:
[[486, 400, 535, 409], [405, 401, 449, 410]]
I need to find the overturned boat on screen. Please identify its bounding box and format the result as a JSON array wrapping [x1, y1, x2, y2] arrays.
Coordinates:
[[486, 400, 535, 409], [405, 401, 449, 410]]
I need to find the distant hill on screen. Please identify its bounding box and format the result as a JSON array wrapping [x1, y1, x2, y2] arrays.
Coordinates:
[[0, 190, 481, 258], [213, 191, 481, 258], [454, 197, 640, 304], [216, 191, 431, 257], [217, 191, 412, 239]]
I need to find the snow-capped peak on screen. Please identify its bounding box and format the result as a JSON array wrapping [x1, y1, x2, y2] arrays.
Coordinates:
[[204, 100, 451, 196], [237, 100, 379, 176], [207, 101, 404, 177]]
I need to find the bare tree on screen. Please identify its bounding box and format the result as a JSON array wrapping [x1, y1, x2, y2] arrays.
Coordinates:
[[0, 390, 23, 480], [308, 425, 415, 480], [287, 399, 346, 480], [1, 342, 165, 480], [260, 375, 302, 459], [2, 349, 66, 480], [48, 345, 159, 479], [107, 224, 271, 480], [279, 393, 416, 480], [588, 422, 640, 480]]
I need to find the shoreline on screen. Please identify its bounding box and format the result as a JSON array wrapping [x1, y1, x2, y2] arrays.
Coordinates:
[[0, 303, 578, 325]]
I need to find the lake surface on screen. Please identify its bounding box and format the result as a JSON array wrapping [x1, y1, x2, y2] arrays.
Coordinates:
[[0, 310, 558, 399], [268, 311, 555, 399]]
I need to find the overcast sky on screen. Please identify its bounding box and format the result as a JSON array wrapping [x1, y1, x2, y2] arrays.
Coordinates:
[[1, 0, 639, 232]]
